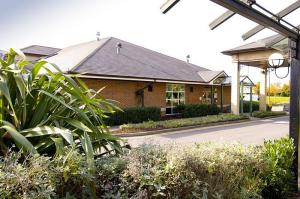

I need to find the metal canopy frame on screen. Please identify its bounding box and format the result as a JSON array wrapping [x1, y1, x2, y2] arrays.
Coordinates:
[[161, 0, 300, 190], [242, 1, 300, 40]]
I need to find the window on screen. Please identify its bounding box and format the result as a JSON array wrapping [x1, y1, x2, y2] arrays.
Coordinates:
[[201, 87, 218, 104], [202, 89, 212, 104], [166, 84, 185, 114]]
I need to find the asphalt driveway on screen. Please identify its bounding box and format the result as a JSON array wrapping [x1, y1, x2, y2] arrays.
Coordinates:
[[125, 116, 289, 147]]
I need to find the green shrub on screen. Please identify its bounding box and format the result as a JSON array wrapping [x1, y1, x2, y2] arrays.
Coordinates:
[[120, 114, 248, 132], [261, 138, 295, 199], [105, 107, 161, 126], [176, 104, 220, 118], [242, 101, 272, 113], [243, 101, 259, 112], [252, 111, 287, 118], [0, 138, 295, 199], [0, 150, 56, 199]]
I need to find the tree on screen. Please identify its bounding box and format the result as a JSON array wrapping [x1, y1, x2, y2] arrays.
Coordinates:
[[281, 83, 290, 97], [253, 82, 260, 95]]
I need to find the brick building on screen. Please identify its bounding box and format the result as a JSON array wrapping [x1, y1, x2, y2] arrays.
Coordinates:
[[21, 37, 231, 115]]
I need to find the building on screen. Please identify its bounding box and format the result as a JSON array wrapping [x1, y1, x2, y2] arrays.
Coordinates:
[[222, 33, 289, 114], [20, 37, 231, 115]]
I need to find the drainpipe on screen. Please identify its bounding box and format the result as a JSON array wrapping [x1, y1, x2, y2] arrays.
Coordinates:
[[136, 82, 154, 107], [211, 85, 214, 104], [221, 84, 224, 112], [240, 82, 244, 114], [250, 86, 253, 116]]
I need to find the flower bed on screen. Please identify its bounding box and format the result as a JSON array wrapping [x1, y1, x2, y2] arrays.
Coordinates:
[[119, 114, 249, 133], [252, 111, 287, 118]]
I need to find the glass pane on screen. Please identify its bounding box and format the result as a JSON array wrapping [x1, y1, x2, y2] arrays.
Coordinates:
[[173, 92, 178, 99], [173, 100, 179, 106], [179, 85, 185, 91], [166, 107, 172, 115], [166, 92, 172, 99], [179, 92, 184, 98], [167, 84, 172, 91], [166, 100, 171, 106]]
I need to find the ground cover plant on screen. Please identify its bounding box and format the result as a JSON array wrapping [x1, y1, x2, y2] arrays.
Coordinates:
[[0, 137, 294, 199], [252, 111, 287, 118], [119, 114, 248, 133]]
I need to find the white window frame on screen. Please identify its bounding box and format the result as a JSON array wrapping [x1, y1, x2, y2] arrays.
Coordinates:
[[166, 83, 185, 115]]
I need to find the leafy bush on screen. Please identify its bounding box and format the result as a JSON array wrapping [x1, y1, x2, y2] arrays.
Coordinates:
[[0, 49, 123, 158], [243, 101, 259, 113], [252, 111, 287, 118], [120, 114, 248, 132], [176, 104, 220, 118], [243, 101, 272, 113], [261, 138, 295, 199], [105, 107, 161, 126], [0, 150, 56, 199], [0, 138, 295, 199]]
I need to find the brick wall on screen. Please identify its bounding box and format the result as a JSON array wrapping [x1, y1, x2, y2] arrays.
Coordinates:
[[186, 84, 231, 107], [82, 78, 166, 108], [82, 78, 231, 109]]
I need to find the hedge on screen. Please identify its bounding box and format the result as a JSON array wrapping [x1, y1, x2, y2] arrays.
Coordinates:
[[176, 104, 220, 118], [252, 111, 287, 118], [120, 114, 248, 132], [105, 107, 161, 126], [243, 101, 272, 113], [0, 138, 294, 199]]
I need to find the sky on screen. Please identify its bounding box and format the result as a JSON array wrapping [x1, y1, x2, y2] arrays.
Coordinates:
[[1, 0, 299, 84]]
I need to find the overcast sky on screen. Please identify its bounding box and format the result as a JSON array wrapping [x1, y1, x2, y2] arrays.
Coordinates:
[[1, 0, 299, 84]]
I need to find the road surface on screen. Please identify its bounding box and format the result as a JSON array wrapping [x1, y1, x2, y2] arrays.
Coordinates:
[[125, 116, 289, 147]]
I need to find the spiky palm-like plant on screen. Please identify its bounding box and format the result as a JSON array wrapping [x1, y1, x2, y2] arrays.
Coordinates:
[[0, 49, 123, 157]]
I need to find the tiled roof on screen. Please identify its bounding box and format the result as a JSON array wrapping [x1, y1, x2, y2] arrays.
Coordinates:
[[222, 34, 284, 55], [21, 45, 61, 56], [45, 37, 226, 83]]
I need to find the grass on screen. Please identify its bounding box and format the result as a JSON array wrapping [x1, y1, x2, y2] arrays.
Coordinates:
[[252, 111, 287, 118], [119, 114, 249, 133], [267, 96, 290, 105]]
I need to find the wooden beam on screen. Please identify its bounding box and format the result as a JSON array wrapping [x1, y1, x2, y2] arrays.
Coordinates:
[[242, 0, 300, 40], [161, 0, 180, 14], [209, 10, 235, 30]]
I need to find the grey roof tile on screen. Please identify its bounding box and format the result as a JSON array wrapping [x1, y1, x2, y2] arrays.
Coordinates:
[[71, 37, 222, 83], [21, 45, 61, 56], [222, 34, 283, 55]]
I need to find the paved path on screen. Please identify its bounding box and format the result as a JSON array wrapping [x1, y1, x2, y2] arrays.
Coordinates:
[[125, 116, 289, 147]]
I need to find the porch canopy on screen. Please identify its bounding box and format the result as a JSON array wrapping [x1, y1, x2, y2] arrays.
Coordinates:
[[222, 34, 290, 114]]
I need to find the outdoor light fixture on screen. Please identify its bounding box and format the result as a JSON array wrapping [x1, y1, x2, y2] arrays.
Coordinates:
[[267, 52, 289, 79], [268, 53, 284, 67]]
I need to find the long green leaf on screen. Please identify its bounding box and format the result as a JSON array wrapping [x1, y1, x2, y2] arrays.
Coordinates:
[[51, 137, 64, 156], [14, 74, 27, 125], [21, 126, 74, 144], [63, 118, 93, 132], [0, 75, 18, 126], [0, 122, 37, 153], [31, 61, 47, 80]]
